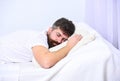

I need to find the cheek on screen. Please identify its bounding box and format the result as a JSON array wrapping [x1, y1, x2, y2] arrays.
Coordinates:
[[50, 33, 57, 40]]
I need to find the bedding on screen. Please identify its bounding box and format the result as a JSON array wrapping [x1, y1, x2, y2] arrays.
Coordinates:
[[33, 22, 96, 68], [0, 22, 120, 81]]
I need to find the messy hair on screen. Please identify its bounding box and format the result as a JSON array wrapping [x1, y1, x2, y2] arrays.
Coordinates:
[[52, 18, 75, 36]]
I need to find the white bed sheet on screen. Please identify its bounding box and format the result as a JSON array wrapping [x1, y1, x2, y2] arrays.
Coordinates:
[[0, 23, 120, 81]]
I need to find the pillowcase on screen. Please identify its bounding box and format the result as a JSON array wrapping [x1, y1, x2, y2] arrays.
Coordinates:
[[32, 22, 96, 68]]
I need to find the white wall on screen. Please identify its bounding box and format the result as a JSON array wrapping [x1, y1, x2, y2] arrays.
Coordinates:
[[0, 0, 85, 36], [84, 0, 120, 49]]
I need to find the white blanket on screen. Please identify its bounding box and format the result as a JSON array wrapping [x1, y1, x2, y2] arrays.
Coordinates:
[[0, 23, 120, 81]]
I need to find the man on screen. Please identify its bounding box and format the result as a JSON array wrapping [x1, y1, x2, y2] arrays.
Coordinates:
[[0, 18, 82, 69]]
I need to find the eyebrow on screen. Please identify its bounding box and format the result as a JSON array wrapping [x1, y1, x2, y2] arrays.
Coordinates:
[[56, 31, 67, 39], [56, 32, 61, 36], [56, 28, 69, 38]]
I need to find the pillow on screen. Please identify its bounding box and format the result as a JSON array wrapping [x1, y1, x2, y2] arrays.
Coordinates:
[[32, 22, 96, 68]]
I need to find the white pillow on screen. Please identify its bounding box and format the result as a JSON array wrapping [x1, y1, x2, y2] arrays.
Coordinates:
[[32, 22, 96, 67]]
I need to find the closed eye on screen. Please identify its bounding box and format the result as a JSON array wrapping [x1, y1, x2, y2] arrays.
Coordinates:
[[56, 32, 61, 37], [56, 32, 68, 42]]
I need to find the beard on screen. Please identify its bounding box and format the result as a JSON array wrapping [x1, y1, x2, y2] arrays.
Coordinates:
[[47, 34, 60, 48]]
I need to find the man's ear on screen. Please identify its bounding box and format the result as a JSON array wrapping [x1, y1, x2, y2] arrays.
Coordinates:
[[47, 27, 52, 34]]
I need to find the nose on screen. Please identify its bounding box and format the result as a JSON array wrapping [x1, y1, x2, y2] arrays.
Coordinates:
[[57, 37, 63, 43]]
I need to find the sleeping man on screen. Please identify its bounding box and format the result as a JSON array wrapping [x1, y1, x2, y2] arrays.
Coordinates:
[[0, 18, 82, 69]]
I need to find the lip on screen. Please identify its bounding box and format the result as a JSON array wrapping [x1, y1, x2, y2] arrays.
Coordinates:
[[53, 42, 59, 46], [53, 43, 57, 45]]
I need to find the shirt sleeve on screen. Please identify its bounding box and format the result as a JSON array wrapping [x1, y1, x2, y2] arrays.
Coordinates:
[[28, 32, 48, 49]]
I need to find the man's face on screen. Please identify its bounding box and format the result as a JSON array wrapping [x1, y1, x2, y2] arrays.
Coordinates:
[[47, 27, 69, 48]]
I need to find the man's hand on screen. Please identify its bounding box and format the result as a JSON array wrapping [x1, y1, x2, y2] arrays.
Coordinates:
[[32, 34, 82, 69], [66, 34, 83, 49]]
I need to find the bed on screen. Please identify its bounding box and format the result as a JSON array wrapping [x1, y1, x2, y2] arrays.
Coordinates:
[[0, 22, 120, 81]]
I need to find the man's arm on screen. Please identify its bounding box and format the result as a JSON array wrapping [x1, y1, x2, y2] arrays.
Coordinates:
[[32, 34, 82, 69]]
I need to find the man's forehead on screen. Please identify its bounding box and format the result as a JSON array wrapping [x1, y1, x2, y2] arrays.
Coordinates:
[[52, 27, 69, 37], [57, 28, 69, 38]]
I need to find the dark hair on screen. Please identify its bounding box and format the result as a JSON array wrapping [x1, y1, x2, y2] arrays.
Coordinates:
[[52, 17, 75, 36]]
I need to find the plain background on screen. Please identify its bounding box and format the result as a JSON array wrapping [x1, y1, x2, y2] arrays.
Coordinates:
[[0, 0, 120, 49], [0, 0, 85, 36]]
